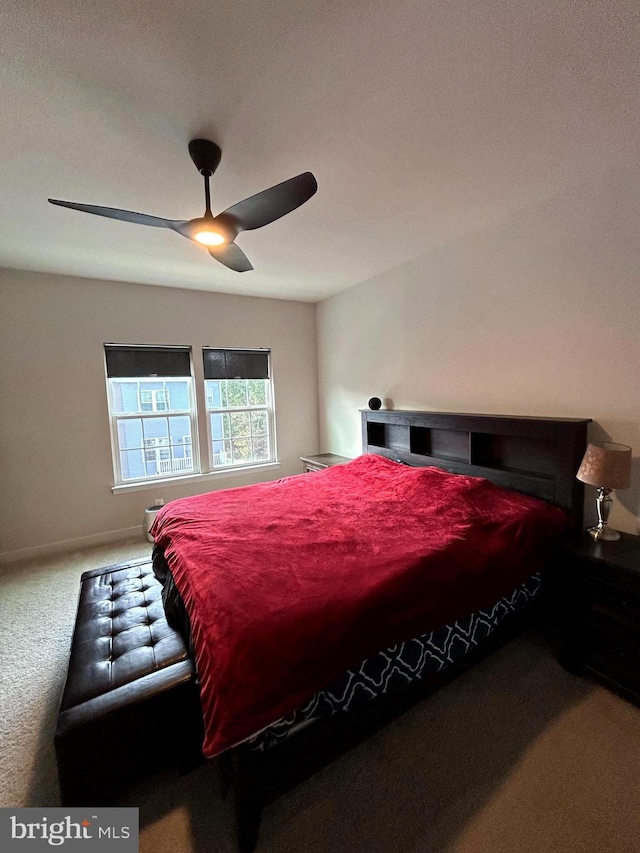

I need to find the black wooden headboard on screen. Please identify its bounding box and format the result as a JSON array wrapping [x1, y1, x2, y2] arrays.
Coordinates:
[[361, 410, 591, 529]]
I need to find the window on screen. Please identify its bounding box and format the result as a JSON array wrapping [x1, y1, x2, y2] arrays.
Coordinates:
[[105, 344, 276, 488], [140, 388, 169, 412], [203, 348, 275, 470], [105, 345, 198, 484]]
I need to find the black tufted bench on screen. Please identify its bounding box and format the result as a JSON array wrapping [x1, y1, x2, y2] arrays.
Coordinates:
[[55, 558, 203, 806]]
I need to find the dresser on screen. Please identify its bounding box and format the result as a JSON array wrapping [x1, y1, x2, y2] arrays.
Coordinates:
[[560, 531, 640, 706]]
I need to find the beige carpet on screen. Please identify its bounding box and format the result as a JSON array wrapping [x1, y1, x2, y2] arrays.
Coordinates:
[[2, 540, 640, 853]]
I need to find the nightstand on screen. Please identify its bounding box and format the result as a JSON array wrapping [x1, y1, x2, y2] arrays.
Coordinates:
[[559, 531, 640, 706], [299, 453, 352, 473]]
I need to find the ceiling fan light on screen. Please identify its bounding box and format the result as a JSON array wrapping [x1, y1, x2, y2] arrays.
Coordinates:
[[194, 230, 226, 246]]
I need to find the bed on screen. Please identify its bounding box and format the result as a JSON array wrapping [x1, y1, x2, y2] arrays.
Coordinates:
[[150, 409, 590, 851]]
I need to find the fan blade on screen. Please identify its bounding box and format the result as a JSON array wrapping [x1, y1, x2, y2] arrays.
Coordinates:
[[208, 243, 254, 273], [217, 172, 317, 233], [48, 199, 185, 230]]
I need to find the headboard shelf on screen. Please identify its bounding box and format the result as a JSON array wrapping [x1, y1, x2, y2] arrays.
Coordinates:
[[409, 425, 469, 462], [361, 409, 591, 527]]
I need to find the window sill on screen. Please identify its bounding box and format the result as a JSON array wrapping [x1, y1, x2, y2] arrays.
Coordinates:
[[111, 461, 281, 495]]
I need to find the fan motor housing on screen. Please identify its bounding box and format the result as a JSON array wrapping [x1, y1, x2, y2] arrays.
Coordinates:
[[188, 139, 222, 176]]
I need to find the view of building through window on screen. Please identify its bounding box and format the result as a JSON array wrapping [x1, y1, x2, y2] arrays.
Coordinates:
[[111, 379, 194, 481]]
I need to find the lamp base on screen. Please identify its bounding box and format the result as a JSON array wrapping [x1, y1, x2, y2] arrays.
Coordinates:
[[587, 523, 621, 542]]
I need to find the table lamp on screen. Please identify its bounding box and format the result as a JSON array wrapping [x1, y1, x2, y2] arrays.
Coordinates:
[[576, 442, 632, 541]]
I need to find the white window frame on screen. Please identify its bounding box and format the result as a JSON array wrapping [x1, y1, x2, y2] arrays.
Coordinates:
[[106, 345, 281, 492], [203, 351, 276, 473], [106, 371, 200, 487]]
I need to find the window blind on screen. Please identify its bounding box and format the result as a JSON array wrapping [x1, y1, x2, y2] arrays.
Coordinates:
[[105, 345, 192, 378], [202, 348, 270, 380]]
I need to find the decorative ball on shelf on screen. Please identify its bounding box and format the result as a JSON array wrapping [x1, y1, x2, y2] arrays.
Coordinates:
[[368, 397, 382, 410]]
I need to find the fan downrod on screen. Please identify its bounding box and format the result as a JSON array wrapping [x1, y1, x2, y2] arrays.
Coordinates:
[[188, 139, 222, 176]]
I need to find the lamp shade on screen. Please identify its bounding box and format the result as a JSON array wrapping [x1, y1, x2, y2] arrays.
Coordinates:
[[576, 442, 632, 490]]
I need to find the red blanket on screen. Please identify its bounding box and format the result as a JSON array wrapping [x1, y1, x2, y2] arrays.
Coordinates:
[[151, 454, 568, 757]]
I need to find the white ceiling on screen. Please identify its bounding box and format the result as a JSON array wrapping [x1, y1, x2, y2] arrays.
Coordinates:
[[1, 0, 638, 302]]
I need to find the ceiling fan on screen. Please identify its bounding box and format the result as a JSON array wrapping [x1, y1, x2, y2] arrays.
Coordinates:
[[48, 140, 317, 272]]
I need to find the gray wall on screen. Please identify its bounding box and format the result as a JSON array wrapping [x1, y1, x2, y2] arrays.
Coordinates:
[[317, 162, 640, 535], [0, 268, 318, 561]]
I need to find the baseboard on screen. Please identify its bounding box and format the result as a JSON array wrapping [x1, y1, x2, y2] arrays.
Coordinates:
[[0, 526, 144, 566]]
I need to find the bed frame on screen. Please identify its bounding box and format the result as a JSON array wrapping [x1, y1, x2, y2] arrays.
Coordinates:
[[225, 410, 591, 851]]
